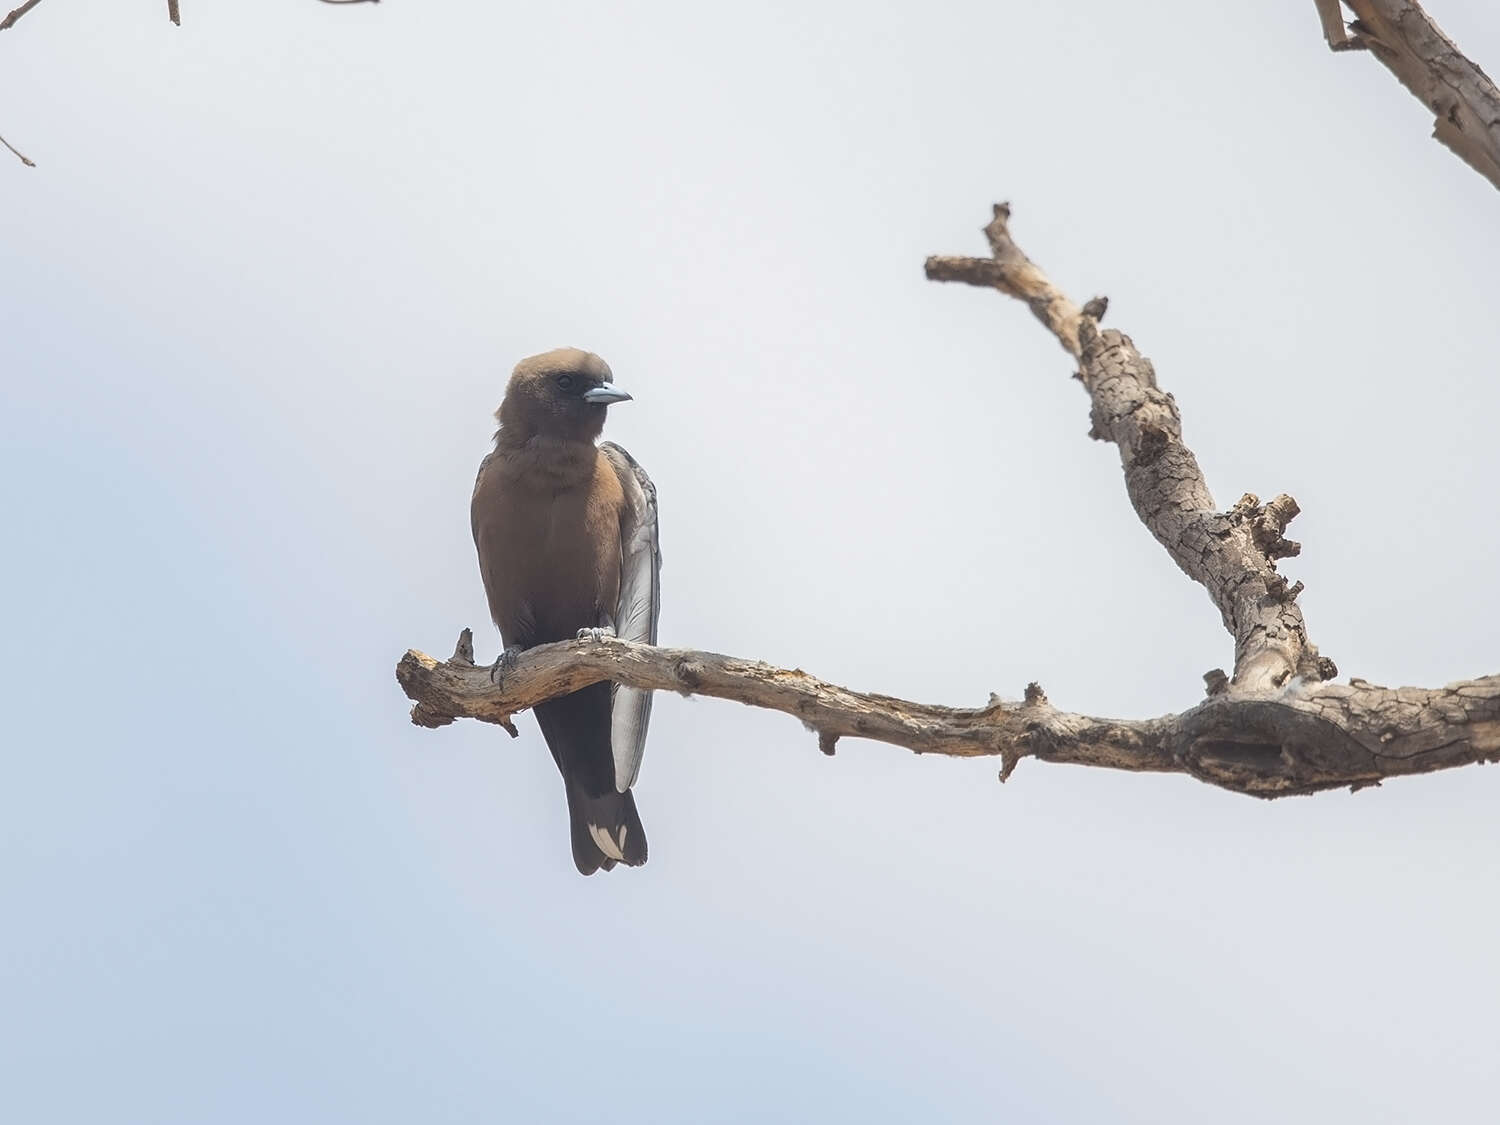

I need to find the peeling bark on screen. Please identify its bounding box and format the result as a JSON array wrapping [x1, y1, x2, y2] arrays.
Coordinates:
[[1317, 0, 1500, 190]]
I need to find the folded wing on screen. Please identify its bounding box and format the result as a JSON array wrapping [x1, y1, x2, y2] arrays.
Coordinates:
[[600, 441, 661, 792]]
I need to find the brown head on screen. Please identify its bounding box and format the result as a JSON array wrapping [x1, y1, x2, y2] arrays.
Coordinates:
[[495, 348, 631, 446]]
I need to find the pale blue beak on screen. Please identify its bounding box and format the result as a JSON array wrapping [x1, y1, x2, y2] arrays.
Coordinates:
[[583, 384, 633, 405]]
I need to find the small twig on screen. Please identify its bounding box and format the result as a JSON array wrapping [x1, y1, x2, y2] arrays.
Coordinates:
[[167, 0, 179, 26], [317, 0, 381, 5], [0, 131, 35, 167], [0, 0, 45, 32], [1313, 0, 1356, 49]]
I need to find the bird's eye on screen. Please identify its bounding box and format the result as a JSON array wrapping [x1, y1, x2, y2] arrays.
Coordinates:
[[555, 374, 574, 391]]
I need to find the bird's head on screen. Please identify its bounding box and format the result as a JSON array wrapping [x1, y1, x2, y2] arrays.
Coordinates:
[[496, 348, 632, 445]]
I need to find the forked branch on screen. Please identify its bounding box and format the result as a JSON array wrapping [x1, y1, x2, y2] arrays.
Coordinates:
[[397, 205, 1498, 798]]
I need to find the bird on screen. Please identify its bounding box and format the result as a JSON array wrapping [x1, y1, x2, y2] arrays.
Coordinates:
[[471, 348, 661, 875]]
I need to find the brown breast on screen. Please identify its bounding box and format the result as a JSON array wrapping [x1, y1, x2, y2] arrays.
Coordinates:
[[472, 446, 624, 645]]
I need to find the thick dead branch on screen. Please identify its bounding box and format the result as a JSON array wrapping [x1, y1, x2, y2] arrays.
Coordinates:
[[1319, 0, 1500, 190], [927, 204, 1333, 692], [397, 633, 1500, 798]]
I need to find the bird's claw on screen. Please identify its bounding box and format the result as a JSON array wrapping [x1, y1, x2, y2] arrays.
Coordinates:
[[489, 645, 524, 686], [576, 626, 617, 643]]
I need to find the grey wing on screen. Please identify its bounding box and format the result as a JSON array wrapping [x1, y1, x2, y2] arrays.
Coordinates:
[[600, 441, 661, 792]]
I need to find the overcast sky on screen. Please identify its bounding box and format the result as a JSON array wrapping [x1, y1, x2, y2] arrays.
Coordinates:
[[3, 2, 1498, 1122]]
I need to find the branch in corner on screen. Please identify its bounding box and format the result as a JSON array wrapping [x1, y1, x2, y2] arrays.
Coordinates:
[[1317, 0, 1500, 190], [0, 0, 46, 33]]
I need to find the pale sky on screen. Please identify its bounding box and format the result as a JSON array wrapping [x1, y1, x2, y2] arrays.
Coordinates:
[[3, 2, 1498, 1122]]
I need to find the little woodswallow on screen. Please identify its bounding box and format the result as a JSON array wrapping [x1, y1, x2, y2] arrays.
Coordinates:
[[471, 349, 661, 874]]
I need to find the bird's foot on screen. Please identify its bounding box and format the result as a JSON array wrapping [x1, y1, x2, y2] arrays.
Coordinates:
[[576, 625, 617, 643], [489, 644, 525, 686]]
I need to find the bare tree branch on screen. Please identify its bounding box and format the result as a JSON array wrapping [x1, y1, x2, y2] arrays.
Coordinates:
[[928, 205, 1333, 693], [3, 0, 382, 171], [1319, 0, 1500, 189], [397, 633, 1500, 798], [0, 130, 34, 166], [396, 207, 1497, 799], [926, 214, 1083, 356], [0, 0, 45, 33]]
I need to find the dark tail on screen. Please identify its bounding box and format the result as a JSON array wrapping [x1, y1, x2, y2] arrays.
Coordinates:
[[563, 777, 647, 875], [537, 686, 648, 875]]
